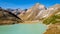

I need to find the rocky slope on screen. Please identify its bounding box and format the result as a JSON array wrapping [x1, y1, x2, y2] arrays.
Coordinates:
[[44, 23, 60, 34], [0, 8, 23, 25], [43, 4, 60, 34], [43, 4, 60, 24], [18, 3, 46, 21]]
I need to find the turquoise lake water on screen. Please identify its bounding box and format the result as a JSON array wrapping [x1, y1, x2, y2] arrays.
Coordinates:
[[0, 23, 48, 34]]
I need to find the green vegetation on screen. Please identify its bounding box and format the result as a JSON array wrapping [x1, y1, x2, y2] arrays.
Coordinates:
[[43, 12, 60, 25]]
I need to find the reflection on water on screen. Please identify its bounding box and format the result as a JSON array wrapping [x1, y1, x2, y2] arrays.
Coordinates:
[[0, 23, 48, 34]]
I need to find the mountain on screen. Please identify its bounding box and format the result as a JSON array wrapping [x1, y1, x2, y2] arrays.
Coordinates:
[[18, 3, 46, 21], [35, 4, 60, 20], [17, 3, 60, 24], [11, 9, 27, 16], [0, 3, 60, 24], [50, 4, 60, 8], [43, 4, 60, 34], [0, 9, 23, 25], [43, 4, 60, 25]]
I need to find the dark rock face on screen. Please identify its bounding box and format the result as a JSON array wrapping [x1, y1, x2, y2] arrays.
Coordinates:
[[0, 9, 23, 25]]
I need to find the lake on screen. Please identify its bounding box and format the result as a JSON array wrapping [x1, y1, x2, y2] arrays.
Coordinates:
[[0, 23, 48, 34]]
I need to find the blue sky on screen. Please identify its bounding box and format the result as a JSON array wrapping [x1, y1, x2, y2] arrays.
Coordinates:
[[0, 0, 60, 9]]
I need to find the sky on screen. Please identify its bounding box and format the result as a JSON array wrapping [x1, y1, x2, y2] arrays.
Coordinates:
[[0, 0, 60, 9]]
